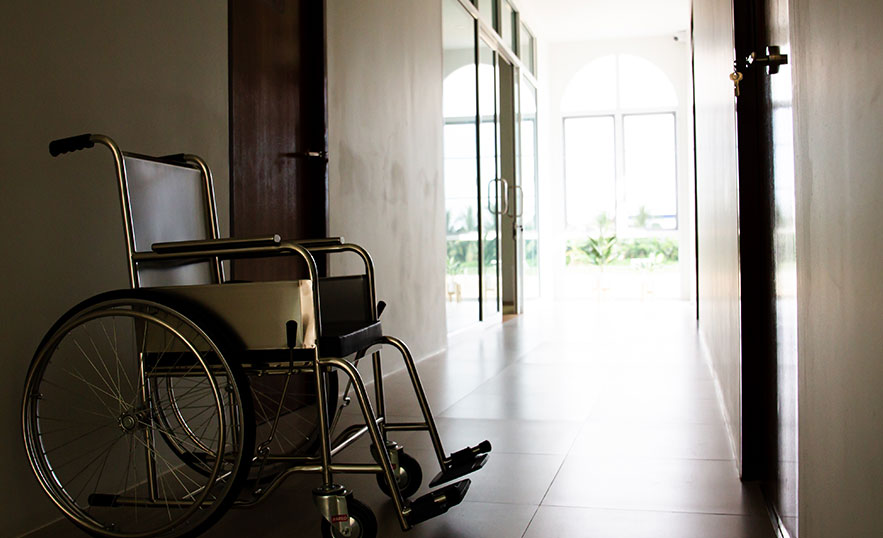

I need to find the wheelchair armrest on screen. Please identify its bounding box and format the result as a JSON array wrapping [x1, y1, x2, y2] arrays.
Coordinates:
[[294, 237, 345, 249], [151, 236, 344, 254], [152, 235, 282, 253]]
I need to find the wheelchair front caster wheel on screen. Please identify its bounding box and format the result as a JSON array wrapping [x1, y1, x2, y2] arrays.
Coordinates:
[[376, 451, 423, 499], [320, 497, 377, 538]]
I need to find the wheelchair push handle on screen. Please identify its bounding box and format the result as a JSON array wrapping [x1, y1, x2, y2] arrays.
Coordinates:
[[49, 133, 95, 156]]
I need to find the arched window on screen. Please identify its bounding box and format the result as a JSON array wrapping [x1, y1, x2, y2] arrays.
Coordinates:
[[563, 54, 679, 236]]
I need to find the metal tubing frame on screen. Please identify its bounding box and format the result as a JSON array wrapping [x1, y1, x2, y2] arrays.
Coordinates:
[[180, 154, 224, 283], [376, 336, 449, 467], [313, 349, 334, 486], [321, 356, 412, 531], [87, 136, 226, 289]]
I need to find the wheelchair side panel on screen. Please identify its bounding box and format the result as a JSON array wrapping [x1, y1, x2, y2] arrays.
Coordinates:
[[151, 281, 316, 350]]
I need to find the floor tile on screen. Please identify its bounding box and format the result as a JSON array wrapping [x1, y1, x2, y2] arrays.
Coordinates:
[[374, 501, 535, 537], [569, 420, 734, 461], [440, 389, 596, 422], [543, 455, 765, 515], [524, 506, 776, 538]]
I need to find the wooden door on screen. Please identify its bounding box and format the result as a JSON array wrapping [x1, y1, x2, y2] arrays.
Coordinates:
[[229, 0, 328, 281], [734, 0, 798, 534]]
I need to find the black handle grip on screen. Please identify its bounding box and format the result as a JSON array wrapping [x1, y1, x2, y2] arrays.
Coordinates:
[[49, 134, 94, 157]]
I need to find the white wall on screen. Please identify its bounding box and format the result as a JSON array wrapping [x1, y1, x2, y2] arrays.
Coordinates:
[[326, 0, 447, 362], [791, 0, 883, 534], [539, 36, 696, 301], [0, 2, 229, 535], [691, 0, 743, 467]]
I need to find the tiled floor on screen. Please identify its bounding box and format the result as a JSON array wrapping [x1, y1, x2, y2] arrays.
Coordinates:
[[28, 300, 775, 538]]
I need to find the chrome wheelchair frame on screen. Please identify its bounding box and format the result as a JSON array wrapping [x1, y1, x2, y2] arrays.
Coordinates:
[[21, 134, 491, 538]]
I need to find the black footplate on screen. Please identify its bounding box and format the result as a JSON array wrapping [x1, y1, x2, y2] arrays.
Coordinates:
[[405, 479, 471, 526], [429, 440, 492, 487]]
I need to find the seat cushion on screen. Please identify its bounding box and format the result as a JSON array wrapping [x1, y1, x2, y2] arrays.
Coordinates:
[[319, 321, 382, 358]]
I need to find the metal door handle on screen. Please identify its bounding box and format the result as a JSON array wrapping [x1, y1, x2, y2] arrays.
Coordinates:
[[488, 178, 510, 216], [514, 185, 524, 218], [500, 178, 510, 216], [746, 46, 788, 74]]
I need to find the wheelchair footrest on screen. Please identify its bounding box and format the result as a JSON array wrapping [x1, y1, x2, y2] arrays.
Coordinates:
[[405, 479, 471, 526], [429, 440, 492, 487]]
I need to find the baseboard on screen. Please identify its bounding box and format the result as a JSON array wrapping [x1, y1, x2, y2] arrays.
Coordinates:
[[697, 329, 742, 473], [763, 491, 795, 538]]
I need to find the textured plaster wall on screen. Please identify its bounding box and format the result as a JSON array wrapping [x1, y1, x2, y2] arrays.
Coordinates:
[[791, 0, 883, 534], [326, 0, 447, 363], [0, 2, 229, 535]]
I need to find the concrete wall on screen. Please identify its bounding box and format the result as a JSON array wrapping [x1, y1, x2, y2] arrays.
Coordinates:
[[691, 1, 743, 466], [791, 0, 883, 535], [326, 0, 447, 362], [0, 2, 229, 535]]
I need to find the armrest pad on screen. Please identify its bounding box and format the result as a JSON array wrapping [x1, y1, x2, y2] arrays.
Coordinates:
[[152, 235, 281, 253]]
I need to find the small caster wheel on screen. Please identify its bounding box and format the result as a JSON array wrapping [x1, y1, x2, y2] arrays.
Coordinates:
[[320, 497, 377, 538], [376, 451, 423, 499]]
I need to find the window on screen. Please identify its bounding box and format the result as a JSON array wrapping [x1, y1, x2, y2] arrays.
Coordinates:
[[561, 54, 681, 299], [563, 54, 678, 237], [520, 23, 536, 76], [476, 0, 497, 31], [500, 0, 516, 52]]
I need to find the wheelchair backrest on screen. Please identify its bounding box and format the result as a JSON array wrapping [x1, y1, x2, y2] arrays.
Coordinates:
[[122, 153, 222, 288]]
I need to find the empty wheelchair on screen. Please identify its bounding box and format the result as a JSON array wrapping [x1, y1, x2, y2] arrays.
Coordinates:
[[22, 134, 491, 537]]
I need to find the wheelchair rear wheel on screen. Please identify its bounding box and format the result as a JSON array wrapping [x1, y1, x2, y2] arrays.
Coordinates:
[[22, 293, 254, 538]]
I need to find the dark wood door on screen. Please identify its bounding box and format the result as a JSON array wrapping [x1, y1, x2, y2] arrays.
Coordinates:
[[734, 0, 798, 534], [229, 0, 328, 281]]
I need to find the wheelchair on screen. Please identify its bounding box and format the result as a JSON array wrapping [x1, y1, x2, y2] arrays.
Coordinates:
[[22, 134, 491, 537]]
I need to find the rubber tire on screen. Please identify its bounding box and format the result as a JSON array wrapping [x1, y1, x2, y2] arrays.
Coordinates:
[[376, 451, 423, 499], [320, 497, 377, 538]]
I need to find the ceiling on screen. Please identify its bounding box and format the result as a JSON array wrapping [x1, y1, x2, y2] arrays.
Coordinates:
[[514, 0, 691, 42]]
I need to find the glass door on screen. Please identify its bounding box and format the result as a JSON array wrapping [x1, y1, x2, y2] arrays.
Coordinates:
[[520, 77, 540, 299], [478, 35, 502, 323], [443, 0, 479, 332]]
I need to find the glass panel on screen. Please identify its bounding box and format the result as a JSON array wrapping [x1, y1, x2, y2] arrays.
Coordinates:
[[501, 1, 516, 51], [477, 0, 497, 31], [563, 116, 617, 234], [478, 37, 500, 320], [520, 23, 535, 75], [520, 78, 540, 298], [443, 0, 479, 331], [622, 113, 677, 231]]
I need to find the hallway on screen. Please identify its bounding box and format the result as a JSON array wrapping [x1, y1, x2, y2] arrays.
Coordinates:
[[27, 300, 774, 538]]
